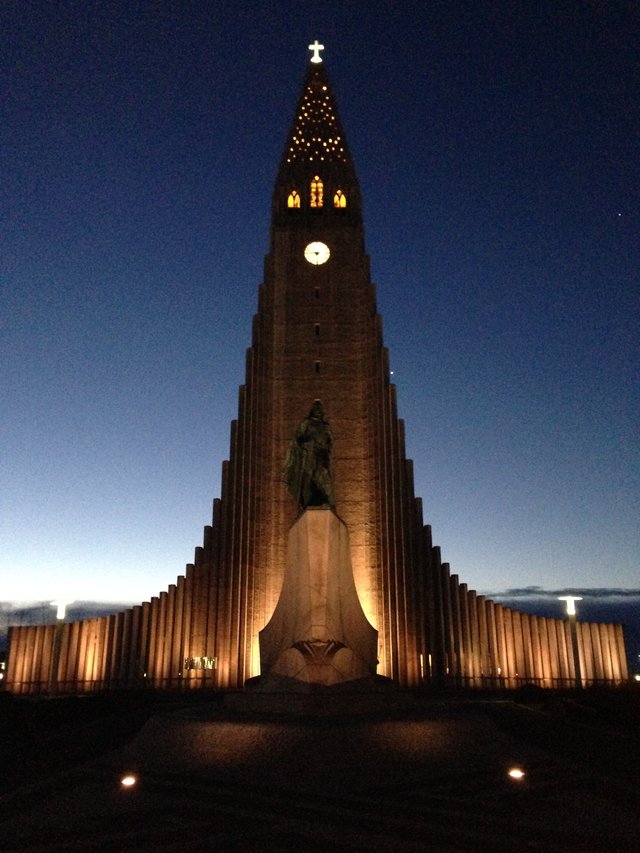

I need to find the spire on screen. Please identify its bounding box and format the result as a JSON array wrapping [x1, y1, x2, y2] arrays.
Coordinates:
[[272, 48, 362, 228], [283, 61, 349, 168]]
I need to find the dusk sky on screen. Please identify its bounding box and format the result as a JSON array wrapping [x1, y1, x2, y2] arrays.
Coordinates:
[[3, 2, 638, 622]]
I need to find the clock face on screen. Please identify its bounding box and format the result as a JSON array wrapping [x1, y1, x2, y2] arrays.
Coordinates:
[[304, 241, 330, 265]]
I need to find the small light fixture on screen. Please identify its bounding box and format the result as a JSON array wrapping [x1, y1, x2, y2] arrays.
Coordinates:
[[507, 767, 525, 780], [121, 774, 137, 788]]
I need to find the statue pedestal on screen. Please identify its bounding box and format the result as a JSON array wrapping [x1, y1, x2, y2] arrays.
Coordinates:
[[259, 509, 378, 687]]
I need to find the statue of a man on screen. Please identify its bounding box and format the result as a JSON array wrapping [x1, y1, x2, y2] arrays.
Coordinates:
[[283, 401, 335, 509]]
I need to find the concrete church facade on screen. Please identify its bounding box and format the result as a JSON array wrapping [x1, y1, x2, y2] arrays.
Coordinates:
[[6, 48, 628, 694]]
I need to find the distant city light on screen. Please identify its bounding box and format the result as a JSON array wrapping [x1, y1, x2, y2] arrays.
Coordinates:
[[508, 767, 525, 780], [121, 774, 137, 787]]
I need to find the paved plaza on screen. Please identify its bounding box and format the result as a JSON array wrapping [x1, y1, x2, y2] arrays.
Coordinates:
[[1, 690, 638, 851]]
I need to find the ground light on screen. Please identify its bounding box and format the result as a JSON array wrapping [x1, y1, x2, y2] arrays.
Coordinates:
[[120, 774, 137, 788], [507, 767, 526, 780]]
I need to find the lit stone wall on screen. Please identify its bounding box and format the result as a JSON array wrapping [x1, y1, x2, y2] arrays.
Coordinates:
[[4, 61, 630, 695], [422, 550, 629, 688], [5, 578, 629, 694]]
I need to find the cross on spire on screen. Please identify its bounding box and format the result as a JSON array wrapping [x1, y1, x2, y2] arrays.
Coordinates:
[[308, 40, 324, 63]]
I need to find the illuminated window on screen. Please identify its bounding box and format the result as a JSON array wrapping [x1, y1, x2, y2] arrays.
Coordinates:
[[333, 189, 347, 208], [310, 176, 323, 208], [287, 190, 301, 208]]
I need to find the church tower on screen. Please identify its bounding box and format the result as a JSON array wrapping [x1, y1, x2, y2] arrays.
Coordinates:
[[207, 43, 424, 686], [5, 45, 628, 694]]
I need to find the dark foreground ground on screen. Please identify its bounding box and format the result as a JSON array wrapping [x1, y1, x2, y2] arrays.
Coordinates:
[[0, 686, 638, 852]]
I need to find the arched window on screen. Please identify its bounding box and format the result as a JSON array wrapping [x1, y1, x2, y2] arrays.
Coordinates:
[[333, 189, 347, 208], [310, 176, 323, 208], [287, 190, 301, 209]]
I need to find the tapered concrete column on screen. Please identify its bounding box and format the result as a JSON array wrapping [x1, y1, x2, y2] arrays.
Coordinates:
[[441, 562, 453, 680], [520, 613, 534, 681], [468, 592, 480, 684], [563, 604, 583, 688], [503, 607, 518, 687], [613, 624, 628, 680], [428, 547, 447, 684], [537, 617, 551, 686], [450, 575, 464, 682], [459, 584, 472, 685], [590, 622, 604, 682], [485, 601, 498, 680], [494, 605, 507, 684], [128, 605, 142, 683]]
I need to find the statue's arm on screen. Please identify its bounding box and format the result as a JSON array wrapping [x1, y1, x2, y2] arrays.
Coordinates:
[[294, 418, 310, 444], [326, 423, 334, 449]]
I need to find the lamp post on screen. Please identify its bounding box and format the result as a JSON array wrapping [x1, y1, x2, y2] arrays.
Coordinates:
[[558, 596, 582, 689]]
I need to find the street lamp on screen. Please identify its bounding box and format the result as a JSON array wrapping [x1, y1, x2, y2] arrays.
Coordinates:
[[558, 596, 583, 688], [50, 600, 74, 620], [558, 595, 582, 617]]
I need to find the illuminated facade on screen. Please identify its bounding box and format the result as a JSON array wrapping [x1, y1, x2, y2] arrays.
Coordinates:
[[5, 51, 628, 693]]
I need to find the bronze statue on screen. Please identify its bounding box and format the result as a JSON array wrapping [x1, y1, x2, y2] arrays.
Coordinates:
[[284, 400, 335, 508]]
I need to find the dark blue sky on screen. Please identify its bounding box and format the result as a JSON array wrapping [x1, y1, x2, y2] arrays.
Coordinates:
[[2, 2, 638, 625]]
